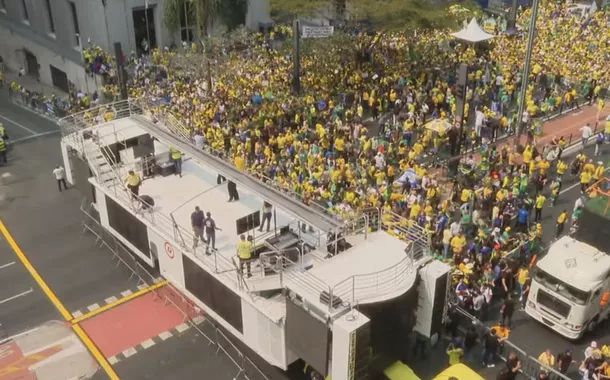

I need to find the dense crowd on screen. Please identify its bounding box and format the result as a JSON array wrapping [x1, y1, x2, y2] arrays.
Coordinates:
[[2, 0, 610, 377]]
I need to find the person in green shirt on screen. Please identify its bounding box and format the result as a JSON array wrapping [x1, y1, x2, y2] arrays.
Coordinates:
[[446, 341, 463, 366]]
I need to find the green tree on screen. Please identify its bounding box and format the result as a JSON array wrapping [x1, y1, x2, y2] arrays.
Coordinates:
[[268, 0, 461, 30]]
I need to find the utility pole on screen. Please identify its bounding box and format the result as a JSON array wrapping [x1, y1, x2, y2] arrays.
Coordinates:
[[292, 19, 301, 94], [449, 63, 468, 177], [507, 0, 519, 30], [114, 43, 128, 100], [516, 0, 540, 139]]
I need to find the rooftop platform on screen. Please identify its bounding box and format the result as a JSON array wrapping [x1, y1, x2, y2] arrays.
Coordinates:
[[62, 101, 428, 319]]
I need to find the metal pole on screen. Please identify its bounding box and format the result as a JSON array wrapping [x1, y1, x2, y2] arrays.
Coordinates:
[[292, 19, 301, 94], [516, 0, 540, 139], [144, 5, 151, 53]]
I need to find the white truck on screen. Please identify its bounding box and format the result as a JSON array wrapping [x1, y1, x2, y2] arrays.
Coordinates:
[[525, 235, 610, 340]]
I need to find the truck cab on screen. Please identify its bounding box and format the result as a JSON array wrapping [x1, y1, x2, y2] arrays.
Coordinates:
[[525, 236, 610, 339]]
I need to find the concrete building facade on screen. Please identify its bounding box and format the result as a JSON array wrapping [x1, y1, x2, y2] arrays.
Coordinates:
[[0, 0, 270, 94]]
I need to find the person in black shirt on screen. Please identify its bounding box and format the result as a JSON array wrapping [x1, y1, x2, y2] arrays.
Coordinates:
[[557, 348, 575, 374], [191, 206, 205, 248], [228, 180, 240, 202], [483, 329, 500, 368], [203, 212, 222, 254], [501, 293, 516, 328], [503, 352, 521, 380]]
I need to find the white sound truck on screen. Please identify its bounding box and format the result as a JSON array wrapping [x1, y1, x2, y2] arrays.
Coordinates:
[[526, 235, 610, 339]]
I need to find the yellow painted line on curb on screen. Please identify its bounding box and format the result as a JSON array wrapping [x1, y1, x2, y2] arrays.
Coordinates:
[[72, 281, 169, 324], [0, 219, 73, 321], [72, 324, 120, 380]]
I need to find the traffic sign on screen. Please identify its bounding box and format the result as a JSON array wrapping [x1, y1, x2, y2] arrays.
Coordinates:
[[301, 26, 334, 39], [164, 242, 174, 259]]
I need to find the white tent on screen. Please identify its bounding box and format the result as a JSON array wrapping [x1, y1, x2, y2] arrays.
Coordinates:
[[451, 17, 495, 43]]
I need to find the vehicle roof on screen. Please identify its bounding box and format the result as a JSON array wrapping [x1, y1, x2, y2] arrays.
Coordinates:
[[537, 236, 610, 290], [433, 364, 485, 380]]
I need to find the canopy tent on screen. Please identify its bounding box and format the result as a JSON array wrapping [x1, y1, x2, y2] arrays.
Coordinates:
[[451, 18, 495, 43]]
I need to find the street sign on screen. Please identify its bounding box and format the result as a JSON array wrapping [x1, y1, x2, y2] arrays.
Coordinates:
[[301, 26, 334, 39], [164, 241, 175, 259]]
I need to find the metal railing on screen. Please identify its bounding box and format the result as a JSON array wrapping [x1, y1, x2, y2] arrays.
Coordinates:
[[160, 283, 271, 380], [451, 304, 572, 380], [380, 209, 432, 261]]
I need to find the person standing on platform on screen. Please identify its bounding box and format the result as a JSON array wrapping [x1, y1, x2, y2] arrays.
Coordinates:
[[237, 234, 253, 278], [204, 212, 221, 254], [125, 170, 141, 200], [53, 165, 67, 192], [260, 201, 272, 232], [191, 206, 205, 248], [228, 180, 239, 202], [169, 146, 182, 177]]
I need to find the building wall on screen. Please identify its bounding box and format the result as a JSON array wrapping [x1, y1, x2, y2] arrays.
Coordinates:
[[0, 0, 269, 92]]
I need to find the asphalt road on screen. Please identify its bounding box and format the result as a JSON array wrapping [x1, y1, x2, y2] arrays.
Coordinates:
[[0, 89, 61, 143], [466, 142, 610, 380]]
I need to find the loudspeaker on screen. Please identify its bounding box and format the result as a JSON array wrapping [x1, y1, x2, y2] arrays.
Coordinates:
[[415, 261, 451, 339], [319, 291, 342, 309]]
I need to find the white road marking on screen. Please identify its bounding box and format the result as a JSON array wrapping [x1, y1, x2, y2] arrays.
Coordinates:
[[0, 261, 15, 270], [0, 327, 39, 346], [11, 130, 60, 143], [175, 323, 189, 333], [0, 346, 14, 359], [105, 296, 118, 304], [0, 114, 36, 134], [108, 356, 119, 365], [137, 284, 147, 291], [120, 290, 133, 297], [122, 347, 137, 358], [140, 339, 155, 349], [0, 288, 33, 305], [72, 310, 83, 318], [87, 303, 100, 312], [158, 331, 173, 340], [1, 173, 11, 178]]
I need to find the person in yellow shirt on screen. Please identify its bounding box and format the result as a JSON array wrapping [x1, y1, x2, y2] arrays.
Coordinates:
[[593, 161, 605, 181], [409, 202, 421, 219], [580, 170, 591, 193], [556, 209, 568, 237], [534, 193, 546, 222], [234, 155, 245, 171], [236, 234, 253, 278], [538, 349, 555, 372], [516, 265, 529, 301], [556, 160, 568, 176], [450, 233, 466, 255], [125, 170, 141, 199]]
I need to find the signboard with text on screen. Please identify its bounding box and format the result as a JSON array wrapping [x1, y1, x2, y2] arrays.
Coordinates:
[[301, 26, 334, 39]]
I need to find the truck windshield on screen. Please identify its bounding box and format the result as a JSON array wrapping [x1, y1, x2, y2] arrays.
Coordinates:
[[534, 268, 591, 305]]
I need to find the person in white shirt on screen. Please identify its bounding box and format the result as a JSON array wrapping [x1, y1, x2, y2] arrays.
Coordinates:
[[53, 165, 67, 192], [580, 123, 593, 149]]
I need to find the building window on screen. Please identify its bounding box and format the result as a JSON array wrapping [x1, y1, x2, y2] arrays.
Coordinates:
[[69, 1, 80, 44], [21, 0, 29, 22], [179, 0, 193, 42], [44, 0, 55, 34]]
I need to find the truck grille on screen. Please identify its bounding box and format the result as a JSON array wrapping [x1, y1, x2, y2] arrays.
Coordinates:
[[537, 290, 570, 318]]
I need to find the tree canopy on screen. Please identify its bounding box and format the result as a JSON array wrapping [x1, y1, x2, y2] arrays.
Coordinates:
[[269, 0, 481, 31]]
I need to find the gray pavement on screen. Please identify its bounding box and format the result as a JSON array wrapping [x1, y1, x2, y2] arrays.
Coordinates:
[[0, 135, 142, 314], [0, 87, 61, 142]]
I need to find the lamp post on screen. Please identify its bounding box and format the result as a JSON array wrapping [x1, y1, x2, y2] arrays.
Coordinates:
[[515, 0, 541, 139]]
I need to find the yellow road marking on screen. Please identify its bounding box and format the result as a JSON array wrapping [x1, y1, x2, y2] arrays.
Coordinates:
[[0, 218, 122, 379], [0, 219, 72, 321], [72, 324, 119, 380], [72, 281, 168, 324]]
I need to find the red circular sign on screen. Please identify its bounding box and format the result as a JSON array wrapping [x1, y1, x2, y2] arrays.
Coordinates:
[[164, 242, 175, 259]]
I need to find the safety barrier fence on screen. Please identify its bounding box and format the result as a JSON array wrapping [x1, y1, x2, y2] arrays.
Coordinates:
[[7, 89, 69, 120], [451, 303, 572, 380], [80, 198, 162, 298], [80, 198, 270, 379], [159, 283, 271, 380]]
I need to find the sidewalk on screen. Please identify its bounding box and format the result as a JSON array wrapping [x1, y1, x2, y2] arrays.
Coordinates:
[[2, 70, 69, 100]]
